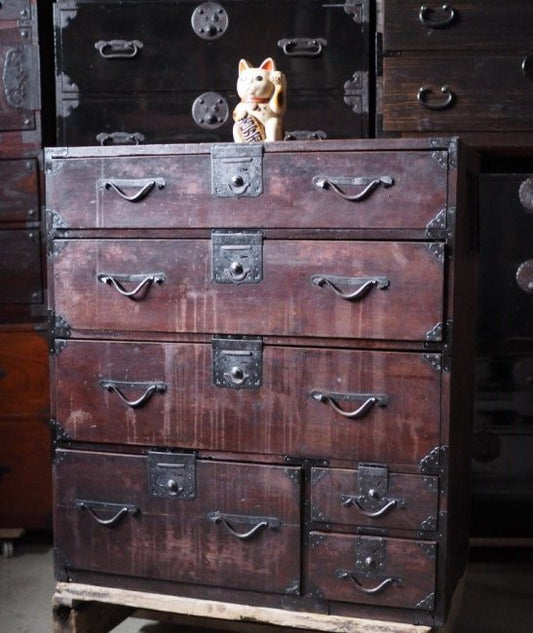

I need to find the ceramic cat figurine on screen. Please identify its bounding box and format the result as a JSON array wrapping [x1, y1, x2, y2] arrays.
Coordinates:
[[233, 57, 287, 143]]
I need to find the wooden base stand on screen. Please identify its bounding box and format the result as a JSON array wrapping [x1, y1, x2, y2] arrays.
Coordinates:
[[52, 583, 436, 633]]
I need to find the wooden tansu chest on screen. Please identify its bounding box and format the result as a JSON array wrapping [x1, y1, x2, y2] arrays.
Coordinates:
[[46, 138, 477, 629]]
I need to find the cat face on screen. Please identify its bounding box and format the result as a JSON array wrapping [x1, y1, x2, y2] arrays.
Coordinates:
[[237, 58, 276, 100]]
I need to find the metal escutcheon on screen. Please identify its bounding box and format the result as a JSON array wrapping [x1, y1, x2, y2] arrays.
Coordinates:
[[516, 260, 533, 294], [192, 92, 229, 129], [191, 2, 228, 39]]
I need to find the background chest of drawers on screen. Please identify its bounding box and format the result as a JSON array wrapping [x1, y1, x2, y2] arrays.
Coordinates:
[[46, 137, 477, 628], [53, 0, 372, 146]]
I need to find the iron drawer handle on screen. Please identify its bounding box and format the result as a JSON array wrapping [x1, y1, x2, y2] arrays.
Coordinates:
[[311, 391, 388, 419], [418, 4, 457, 29], [313, 175, 393, 202], [340, 495, 399, 518], [336, 570, 400, 594], [94, 39, 143, 59], [97, 272, 166, 298], [100, 178, 166, 202], [311, 274, 390, 301], [417, 85, 455, 110], [207, 510, 281, 541], [277, 37, 327, 57], [99, 380, 167, 408], [96, 132, 146, 146], [76, 501, 139, 527]]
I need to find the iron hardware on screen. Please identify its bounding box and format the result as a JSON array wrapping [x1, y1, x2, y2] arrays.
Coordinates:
[[212, 337, 262, 389], [97, 272, 166, 299], [418, 4, 457, 29], [516, 260, 533, 294], [522, 54, 533, 79], [311, 391, 388, 419], [340, 463, 406, 518], [76, 500, 139, 527], [212, 231, 263, 284], [335, 570, 400, 594], [192, 92, 229, 129], [207, 510, 281, 540], [99, 380, 167, 408], [97, 178, 165, 202], [96, 132, 145, 146], [519, 177, 533, 212], [312, 175, 393, 201], [277, 37, 327, 57], [417, 85, 455, 110], [3, 45, 39, 110], [311, 274, 390, 301], [191, 2, 228, 40], [322, 0, 368, 24], [211, 144, 264, 198], [148, 452, 196, 500], [94, 39, 143, 59], [341, 496, 398, 518], [284, 130, 327, 141]]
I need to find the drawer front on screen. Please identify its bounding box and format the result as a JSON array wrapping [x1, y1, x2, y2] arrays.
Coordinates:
[[383, 54, 533, 133], [0, 330, 49, 417], [310, 467, 439, 533], [53, 340, 441, 465], [51, 239, 444, 341], [384, 1, 533, 51], [309, 532, 436, 610], [54, 449, 301, 594], [0, 158, 39, 223], [46, 150, 447, 231], [0, 229, 42, 303], [477, 174, 533, 344], [56, 0, 367, 94], [57, 90, 367, 146], [0, 32, 38, 132]]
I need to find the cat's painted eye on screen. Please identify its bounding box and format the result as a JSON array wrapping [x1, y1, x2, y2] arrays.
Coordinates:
[[255, 75, 264, 81]]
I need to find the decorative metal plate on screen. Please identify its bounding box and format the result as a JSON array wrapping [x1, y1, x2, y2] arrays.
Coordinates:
[[147, 452, 196, 500], [212, 230, 262, 284], [192, 92, 229, 129], [191, 2, 228, 39], [212, 336, 262, 390], [211, 144, 263, 198]]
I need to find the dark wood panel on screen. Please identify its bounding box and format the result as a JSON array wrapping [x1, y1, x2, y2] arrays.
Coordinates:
[[382, 54, 533, 133], [51, 239, 444, 341], [52, 341, 441, 465], [384, 0, 533, 51], [46, 148, 447, 230], [308, 532, 436, 610], [0, 229, 42, 304], [0, 158, 39, 223], [54, 449, 301, 595], [310, 467, 439, 533], [55, 0, 367, 93]]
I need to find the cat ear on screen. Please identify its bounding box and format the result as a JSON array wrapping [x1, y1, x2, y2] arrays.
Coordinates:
[[259, 57, 275, 72], [239, 59, 252, 73]]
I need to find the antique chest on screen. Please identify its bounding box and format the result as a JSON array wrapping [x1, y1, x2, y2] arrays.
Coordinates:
[[53, 0, 371, 145], [47, 138, 477, 628]]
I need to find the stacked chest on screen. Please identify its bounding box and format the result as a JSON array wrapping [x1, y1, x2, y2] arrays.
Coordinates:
[[47, 138, 476, 628]]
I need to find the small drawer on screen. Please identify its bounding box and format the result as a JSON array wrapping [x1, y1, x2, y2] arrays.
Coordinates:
[[51, 238, 444, 341], [54, 448, 302, 595], [0, 158, 39, 224], [309, 532, 436, 610], [0, 229, 42, 304], [45, 146, 449, 231], [310, 466, 439, 533], [52, 340, 442, 466]]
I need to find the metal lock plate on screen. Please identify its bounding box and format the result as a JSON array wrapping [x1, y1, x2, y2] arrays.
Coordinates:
[[192, 92, 229, 129], [354, 536, 386, 577], [147, 452, 196, 500], [358, 463, 389, 511], [211, 144, 264, 198], [3, 45, 40, 110], [212, 230, 262, 284], [191, 2, 228, 39], [212, 337, 262, 390]]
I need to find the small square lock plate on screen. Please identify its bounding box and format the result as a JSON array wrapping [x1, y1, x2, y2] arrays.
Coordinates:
[[147, 452, 196, 500], [211, 144, 264, 198], [212, 336, 262, 389], [212, 230, 263, 284]]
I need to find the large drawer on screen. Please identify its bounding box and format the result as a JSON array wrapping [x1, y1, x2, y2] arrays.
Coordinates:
[[45, 149, 448, 231], [382, 53, 533, 133], [384, 1, 533, 51], [0, 158, 39, 224], [54, 448, 302, 595], [309, 532, 436, 610], [55, 0, 367, 94], [52, 340, 442, 465], [51, 238, 444, 341]]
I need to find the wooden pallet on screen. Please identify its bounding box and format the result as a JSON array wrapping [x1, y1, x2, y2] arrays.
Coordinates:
[[52, 582, 441, 633]]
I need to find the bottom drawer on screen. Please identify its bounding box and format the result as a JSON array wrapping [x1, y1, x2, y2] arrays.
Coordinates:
[[309, 532, 436, 610], [54, 449, 302, 595]]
